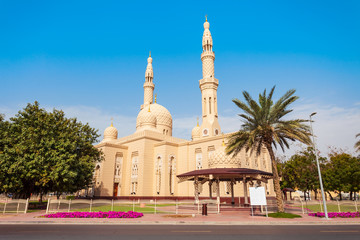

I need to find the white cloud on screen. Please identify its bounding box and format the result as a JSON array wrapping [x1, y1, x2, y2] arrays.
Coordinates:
[[2, 102, 359, 158], [173, 102, 360, 158], [284, 103, 360, 157]]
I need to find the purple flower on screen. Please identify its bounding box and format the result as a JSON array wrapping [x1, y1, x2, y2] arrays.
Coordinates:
[[43, 211, 144, 219], [308, 212, 360, 218]]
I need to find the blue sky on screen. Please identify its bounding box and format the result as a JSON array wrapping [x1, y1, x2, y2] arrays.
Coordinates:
[[1, 1, 359, 157]]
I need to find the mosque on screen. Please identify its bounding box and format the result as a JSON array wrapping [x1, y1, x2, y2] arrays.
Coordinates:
[[93, 19, 274, 203]]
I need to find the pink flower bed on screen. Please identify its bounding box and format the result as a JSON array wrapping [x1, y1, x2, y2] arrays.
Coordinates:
[[309, 212, 360, 218], [43, 211, 144, 218]]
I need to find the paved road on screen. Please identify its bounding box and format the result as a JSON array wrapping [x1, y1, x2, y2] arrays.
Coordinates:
[[0, 224, 359, 240]]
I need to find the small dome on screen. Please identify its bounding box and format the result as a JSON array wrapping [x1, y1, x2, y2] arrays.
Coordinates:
[[191, 125, 200, 140], [208, 146, 241, 168], [103, 123, 118, 141]]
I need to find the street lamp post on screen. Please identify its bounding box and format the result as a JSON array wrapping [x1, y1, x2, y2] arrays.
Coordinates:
[[309, 112, 329, 220]]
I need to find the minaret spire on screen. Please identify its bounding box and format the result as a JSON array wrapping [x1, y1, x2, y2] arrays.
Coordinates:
[[142, 52, 155, 109], [199, 17, 221, 137]]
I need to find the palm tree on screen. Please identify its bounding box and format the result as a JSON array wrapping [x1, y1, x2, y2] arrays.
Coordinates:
[[226, 86, 312, 212], [355, 134, 360, 152]]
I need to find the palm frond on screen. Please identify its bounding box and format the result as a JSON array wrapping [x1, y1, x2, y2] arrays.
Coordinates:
[[227, 87, 311, 156], [355, 133, 360, 152]]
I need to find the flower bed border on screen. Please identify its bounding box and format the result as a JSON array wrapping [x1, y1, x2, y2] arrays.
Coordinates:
[[309, 212, 360, 218], [43, 211, 144, 218]]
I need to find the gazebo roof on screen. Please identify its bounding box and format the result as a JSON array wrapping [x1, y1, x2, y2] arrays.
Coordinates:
[[177, 168, 273, 183]]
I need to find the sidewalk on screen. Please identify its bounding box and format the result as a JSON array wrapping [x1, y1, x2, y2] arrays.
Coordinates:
[[1, 209, 360, 225]]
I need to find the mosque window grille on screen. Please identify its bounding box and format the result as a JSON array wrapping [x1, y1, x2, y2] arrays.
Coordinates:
[[94, 164, 101, 185], [130, 154, 139, 194], [195, 148, 203, 170], [255, 156, 259, 168], [262, 155, 266, 170], [114, 154, 123, 184], [209, 97, 212, 114], [168, 155, 176, 195], [245, 152, 250, 167], [155, 156, 162, 195]]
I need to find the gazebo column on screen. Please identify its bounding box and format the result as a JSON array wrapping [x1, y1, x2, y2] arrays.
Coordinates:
[[194, 177, 199, 203], [230, 180, 235, 205], [216, 178, 220, 203], [243, 177, 248, 205], [208, 181, 212, 199]]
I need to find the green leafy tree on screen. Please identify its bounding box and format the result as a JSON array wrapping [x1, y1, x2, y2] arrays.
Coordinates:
[[0, 102, 102, 199], [226, 86, 311, 212], [0, 114, 7, 153], [280, 147, 326, 200], [323, 151, 360, 200]]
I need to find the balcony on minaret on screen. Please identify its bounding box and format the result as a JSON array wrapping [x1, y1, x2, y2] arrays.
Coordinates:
[[199, 77, 218, 87]]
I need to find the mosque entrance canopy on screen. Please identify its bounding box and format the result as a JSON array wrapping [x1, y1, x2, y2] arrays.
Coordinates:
[[177, 168, 273, 183]]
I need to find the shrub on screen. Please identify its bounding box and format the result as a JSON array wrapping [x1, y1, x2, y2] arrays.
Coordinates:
[[66, 195, 75, 200]]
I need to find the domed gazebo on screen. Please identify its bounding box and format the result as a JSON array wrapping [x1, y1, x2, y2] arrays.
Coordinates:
[[177, 142, 273, 205]]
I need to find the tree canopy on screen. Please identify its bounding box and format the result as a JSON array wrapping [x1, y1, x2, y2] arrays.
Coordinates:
[[0, 102, 102, 198], [278, 147, 326, 200], [226, 86, 311, 212], [279, 148, 360, 201]]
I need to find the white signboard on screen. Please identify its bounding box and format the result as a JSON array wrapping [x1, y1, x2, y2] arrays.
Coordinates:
[[249, 187, 267, 206]]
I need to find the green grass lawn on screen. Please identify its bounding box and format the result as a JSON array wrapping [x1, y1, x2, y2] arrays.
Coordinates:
[[296, 204, 358, 212], [71, 205, 170, 214], [268, 212, 302, 218]]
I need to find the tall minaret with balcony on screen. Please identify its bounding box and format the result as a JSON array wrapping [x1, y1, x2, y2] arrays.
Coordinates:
[[141, 52, 154, 110], [199, 17, 221, 138]]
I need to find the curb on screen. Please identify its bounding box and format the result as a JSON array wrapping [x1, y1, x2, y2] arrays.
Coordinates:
[[1, 220, 360, 225]]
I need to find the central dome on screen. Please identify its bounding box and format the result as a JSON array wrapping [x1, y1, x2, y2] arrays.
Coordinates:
[[136, 103, 173, 135]]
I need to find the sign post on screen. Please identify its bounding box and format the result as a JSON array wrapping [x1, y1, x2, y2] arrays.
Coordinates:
[[249, 186, 268, 217]]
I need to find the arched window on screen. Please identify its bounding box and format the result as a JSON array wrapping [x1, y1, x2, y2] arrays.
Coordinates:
[[169, 156, 176, 195], [94, 165, 101, 185], [209, 97, 211, 114], [131, 154, 138, 195], [156, 156, 162, 195]]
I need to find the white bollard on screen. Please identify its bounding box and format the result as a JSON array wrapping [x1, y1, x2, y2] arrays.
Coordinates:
[[89, 199, 93, 212], [154, 199, 157, 215], [355, 200, 358, 212], [176, 200, 178, 215], [25, 198, 29, 214], [68, 199, 71, 212], [46, 198, 50, 214]]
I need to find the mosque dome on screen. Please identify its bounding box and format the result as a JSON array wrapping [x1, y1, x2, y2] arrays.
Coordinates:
[[191, 119, 201, 140], [208, 145, 241, 168], [136, 103, 172, 130], [191, 125, 200, 139], [103, 123, 118, 141], [138, 107, 157, 128]]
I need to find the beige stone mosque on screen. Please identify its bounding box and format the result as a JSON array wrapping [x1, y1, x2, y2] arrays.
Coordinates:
[[93, 19, 274, 204]]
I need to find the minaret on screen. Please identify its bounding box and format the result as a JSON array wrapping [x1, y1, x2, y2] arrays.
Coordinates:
[[142, 52, 154, 109], [199, 17, 221, 137]]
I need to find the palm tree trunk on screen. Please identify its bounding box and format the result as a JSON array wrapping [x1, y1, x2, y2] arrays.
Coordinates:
[[266, 144, 285, 212]]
